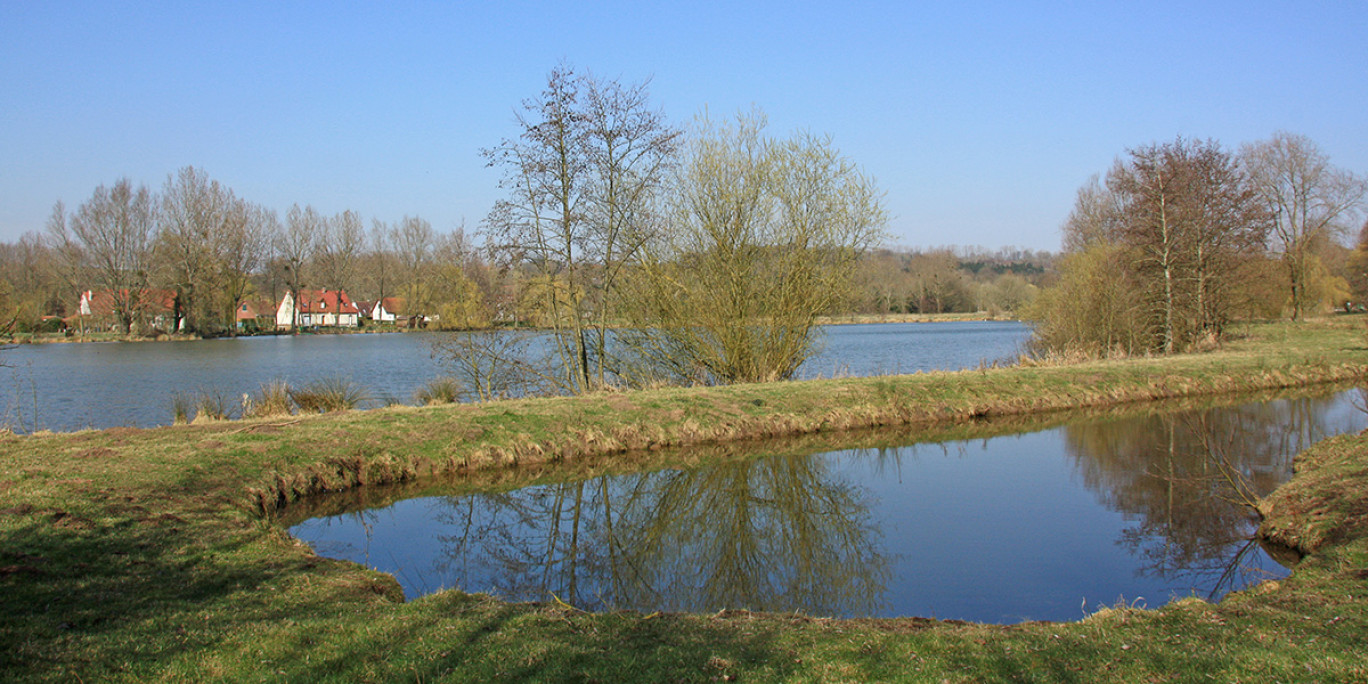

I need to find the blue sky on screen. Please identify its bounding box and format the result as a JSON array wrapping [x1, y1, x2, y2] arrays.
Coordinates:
[[2, 2, 1365, 251]]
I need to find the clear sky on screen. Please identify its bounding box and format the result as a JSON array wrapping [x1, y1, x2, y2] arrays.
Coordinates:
[[2, 2, 1365, 252]]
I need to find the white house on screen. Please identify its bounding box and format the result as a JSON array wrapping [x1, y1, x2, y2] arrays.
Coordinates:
[[275, 290, 361, 329]]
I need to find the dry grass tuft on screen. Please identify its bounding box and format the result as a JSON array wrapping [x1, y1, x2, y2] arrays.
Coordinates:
[[291, 377, 368, 413], [244, 380, 294, 419], [413, 376, 463, 406]]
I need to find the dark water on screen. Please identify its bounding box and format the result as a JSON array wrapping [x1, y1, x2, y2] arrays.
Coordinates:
[[287, 388, 1367, 623], [0, 321, 1029, 432]]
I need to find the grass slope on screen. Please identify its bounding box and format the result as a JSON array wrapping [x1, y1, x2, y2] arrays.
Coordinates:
[[2, 318, 1367, 682]]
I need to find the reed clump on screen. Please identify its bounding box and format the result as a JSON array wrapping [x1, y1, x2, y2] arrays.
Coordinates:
[[170, 392, 192, 425], [243, 380, 295, 418], [413, 376, 462, 406], [289, 376, 368, 413], [192, 391, 232, 423]]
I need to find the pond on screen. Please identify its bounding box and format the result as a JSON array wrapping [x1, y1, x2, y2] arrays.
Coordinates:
[[0, 321, 1029, 433], [287, 386, 1367, 624]]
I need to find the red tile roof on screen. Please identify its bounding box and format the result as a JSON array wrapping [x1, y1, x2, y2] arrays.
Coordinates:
[[296, 290, 360, 315]]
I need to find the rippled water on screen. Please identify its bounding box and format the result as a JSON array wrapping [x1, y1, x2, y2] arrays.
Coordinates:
[[288, 387, 1367, 623]]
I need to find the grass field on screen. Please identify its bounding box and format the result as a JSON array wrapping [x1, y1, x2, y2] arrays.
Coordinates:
[[3, 317, 1367, 682]]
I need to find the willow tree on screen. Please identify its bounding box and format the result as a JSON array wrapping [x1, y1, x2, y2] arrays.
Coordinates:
[[620, 112, 885, 385]]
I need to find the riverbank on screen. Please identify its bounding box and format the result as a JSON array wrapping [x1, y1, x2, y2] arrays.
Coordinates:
[[2, 317, 1367, 681]]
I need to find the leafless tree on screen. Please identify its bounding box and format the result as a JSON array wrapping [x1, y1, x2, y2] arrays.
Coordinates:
[[157, 166, 239, 334], [481, 64, 678, 393], [277, 204, 323, 331], [1034, 139, 1268, 356], [390, 215, 435, 325], [1241, 131, 1367, 319], [313, 209, 365, 319], [63, 179, 157, 333], [217, 202, 272, 336]]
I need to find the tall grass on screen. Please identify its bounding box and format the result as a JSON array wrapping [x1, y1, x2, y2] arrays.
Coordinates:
[[171, 392, 192, 425], [192, 391, 232, 423], [243, 380, 294, 419], [413, 376, 462, 406], [289, 376, 368, 413], [172, 390, 235, 424]]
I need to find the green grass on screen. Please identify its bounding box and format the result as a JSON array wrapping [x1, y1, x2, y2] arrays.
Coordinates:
[[3, 317, 1368, 681]]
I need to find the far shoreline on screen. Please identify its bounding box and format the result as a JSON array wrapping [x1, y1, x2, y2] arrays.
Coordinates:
[[5, 312, 1022, 345]]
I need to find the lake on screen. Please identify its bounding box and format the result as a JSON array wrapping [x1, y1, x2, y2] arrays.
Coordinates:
[[0, 321, 1030, 433], [286, 388, 1366, 623]]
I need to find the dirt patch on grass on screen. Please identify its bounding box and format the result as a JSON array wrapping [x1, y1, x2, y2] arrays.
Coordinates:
[[49, 510, 94, 530]]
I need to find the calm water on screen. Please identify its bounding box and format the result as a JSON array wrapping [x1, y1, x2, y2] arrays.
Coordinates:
[[288, 389, 1367, 623], [0, 321, 1029, 432]]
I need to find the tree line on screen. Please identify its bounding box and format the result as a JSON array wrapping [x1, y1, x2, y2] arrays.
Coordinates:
[[7, 63, 1362, 383], [0, 64, 892, 394], [0, 168, 489, 337], [1030, 132, 1366, 357]]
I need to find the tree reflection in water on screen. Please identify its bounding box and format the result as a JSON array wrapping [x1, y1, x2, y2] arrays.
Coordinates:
[[288, 388, 1368, 621], [1063, 392, 1361, 598], [425, 454, 888, 616]]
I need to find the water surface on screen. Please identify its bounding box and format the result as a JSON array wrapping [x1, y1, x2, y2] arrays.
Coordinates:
[[0, 321, 1029, 432], [289, 387, 1365, 623]]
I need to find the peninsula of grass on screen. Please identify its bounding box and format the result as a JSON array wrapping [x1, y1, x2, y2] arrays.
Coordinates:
[[3, 317, 1368, 682]]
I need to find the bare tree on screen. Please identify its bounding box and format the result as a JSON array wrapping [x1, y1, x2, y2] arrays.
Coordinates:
[[579, 73, 681, 385], [1032, 138, 1268, 356], [64, 179, 157, 334], [362, 218, 395, 310], [157, 166, 239, 335], [1241, 131, 1367, 319], [481, 64, 678, 393], [44, 201, 90, 335], [217, 202, 272, 336], [1062, 174, 1124, 252], [277, 205, 323, 331], [390, 215, 435, 326], [483, 64, 594, 392], [313, 209, 365, 320]]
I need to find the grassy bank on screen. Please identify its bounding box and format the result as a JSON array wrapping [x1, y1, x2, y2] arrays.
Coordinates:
[[3, 317, 1368, 682]]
